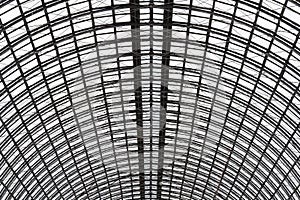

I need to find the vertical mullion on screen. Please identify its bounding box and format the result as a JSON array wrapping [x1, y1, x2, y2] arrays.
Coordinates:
[[0, 141, 33, 199], [157, 0, 173, 198], [201, 0, 239, 198], [149, 0, 154, 198], [1, 15, 65, 200], [15, 1, 81, 199], [130, 0, 145, 197], [189, 0, 216, 198], [171, 0, 197, 199], [223, 1, 289, 199], [63, 2, 104, 200], [242, 32, 299, 200]]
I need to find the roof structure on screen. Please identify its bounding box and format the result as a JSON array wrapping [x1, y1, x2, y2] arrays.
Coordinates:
[[0, 0, 299, 199]]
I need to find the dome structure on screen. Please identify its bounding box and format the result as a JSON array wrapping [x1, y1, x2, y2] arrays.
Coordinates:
[[0, 0, 299, 199]]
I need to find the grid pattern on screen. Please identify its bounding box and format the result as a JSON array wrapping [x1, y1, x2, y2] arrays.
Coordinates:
[[0, 0, 300, 199]]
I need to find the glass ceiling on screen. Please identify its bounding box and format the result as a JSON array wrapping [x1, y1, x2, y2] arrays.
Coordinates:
[[0, 0, 299, 199]]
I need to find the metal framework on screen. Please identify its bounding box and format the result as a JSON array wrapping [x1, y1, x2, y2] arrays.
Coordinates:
[[0, 0, 300, 199]]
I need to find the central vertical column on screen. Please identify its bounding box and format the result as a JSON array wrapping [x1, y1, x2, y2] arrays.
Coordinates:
[[157, 0, 173, 198], [130, 0, 145, 198]]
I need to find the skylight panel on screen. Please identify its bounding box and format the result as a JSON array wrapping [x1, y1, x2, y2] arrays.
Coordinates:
[[236, 3, 257, 23], [69, 0, 91, 14], [215, 0, 235, 14], [47, 2, 68, 21], [262, 0, 283, 14], [257, 12, 278, 32], [115, 8, 131, 23], [0, 2, 20, 24], [284, 2, 300, 25], [252, 30, 271, 49]]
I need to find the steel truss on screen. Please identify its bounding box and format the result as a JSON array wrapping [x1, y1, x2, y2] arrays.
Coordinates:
[[0, 0, 300, 199]]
